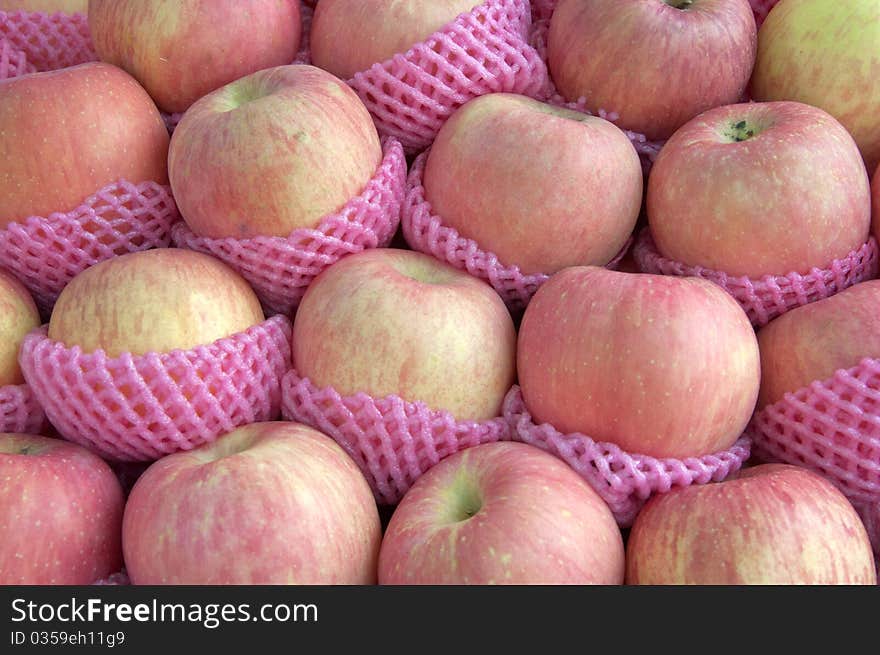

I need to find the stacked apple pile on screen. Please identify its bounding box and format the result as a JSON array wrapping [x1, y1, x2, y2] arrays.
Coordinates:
[[1, 0, 879, 586]]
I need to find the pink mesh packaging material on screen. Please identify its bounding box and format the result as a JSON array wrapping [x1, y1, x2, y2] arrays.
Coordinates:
[[281, 368, 512, 506], [402, 149, 632, 313], [173, 138, 405, 317], [503, 386, 751, 527], [748, 357, 880, 507], [634, 229, 880, 328], [0, 180, 181, 317], [0, 10, 95, 80], [0, 383, 45, 435], [346, 0, 549, 154], [19, 316, 293, 463]]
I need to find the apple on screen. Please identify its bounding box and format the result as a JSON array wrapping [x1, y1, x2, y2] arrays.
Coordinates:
[[88, 0, 302, 113], [422, 93, 642, 275], [756, 280, 880, 408], [647, 101, 871, 277], [123, 421, 382, 584], [547, 0, 757, 141], [169, 64, 382, 239], [47, 249, 264, 357], [378, 442, 625, 584], [0, 62, 169, 226], [0, 0, 86, 12], [0, 433, 124, 585], [310, 0, 480, 80], [751, 0, 880, 173], [518, 266, 760, 459], [873, 164, 880, 240], [0, 270, 39, 387], [292, 248, 516, 422], [626, 463, 877, 584]]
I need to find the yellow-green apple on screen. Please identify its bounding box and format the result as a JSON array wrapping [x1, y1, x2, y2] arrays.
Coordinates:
[[169, 65, 382, 239], [122, 421, 382, 584], [0, 270, 39, 387], [756, 280, 880, 408], [751, 0, 880, 173], [626, 464, 877, 584], [547, 0, 757, 141], [48, 249, 264, 357], [518, 267, 760, 458], [0, 0, 86, 11], [0, 62, 169, 226], [88, 0, 301, 114], [311, 0, 479, 80], [0, 433, 124, 585], [378, 442, 625, 584], [422, 93, 642, 275], [293, 249, 516, 421], [647, 101, 871, 277]]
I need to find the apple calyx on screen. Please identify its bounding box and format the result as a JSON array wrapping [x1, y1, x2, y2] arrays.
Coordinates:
[[664, 0, 695, 9], [445, 475, 483, 524], [723, 120, 758, 143]]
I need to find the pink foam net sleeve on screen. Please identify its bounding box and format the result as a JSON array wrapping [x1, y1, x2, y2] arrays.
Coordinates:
[[281, 369, 512, 506], [634, 229, 880, 328], [403, 149, 632, 312], [0, 180, 181, 317], [347, 0, 549, 153], [0, 10, 95, 80], [19, 316, 293, 463], [173, 137, 405, 317], [503, 386, 751, 527], [748, 357, 880, 507], [0, 383, 46, 434]]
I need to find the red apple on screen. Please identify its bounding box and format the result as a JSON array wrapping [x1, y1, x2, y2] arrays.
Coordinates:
[[123, 421, 382, 584], [0, 270, 39, 387], [751, 0, 880, 173], [756, 280, 880, 408], [0, 0, 86, 11], [310, 0, 479, 80], [547, 0, 757, 141], [647, 101, 871, 277], [423, 93, 642, 275], [0, 62, 169, 226], [169, 64, 382, 239], [0, 434, 124, 585], [293, 249, 516, 422], [88, 0, 301, 113], [626, 464, 877, 584], [48, 249, 264, 357], [518, 267, 760, 459], [378, 442, 625, 584]]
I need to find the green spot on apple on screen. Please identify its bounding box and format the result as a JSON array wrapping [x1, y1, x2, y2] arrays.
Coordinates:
[[723, 119, 760, 143]]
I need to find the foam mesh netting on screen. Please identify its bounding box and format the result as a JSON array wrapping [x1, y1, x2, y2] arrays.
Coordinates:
[[281, 369, 511, 506], [19, 316, 293, 463], [503, 386, 751, 527], [634, 229, 880, 328], [748, 357, 880, 507], [0, 383, 45, 435], [403, 149, 632, 312], [347, 0, 549, 153], [173, 138, 405, 317], [0, 180, 181, 317], [0, 9, 94, 80]]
